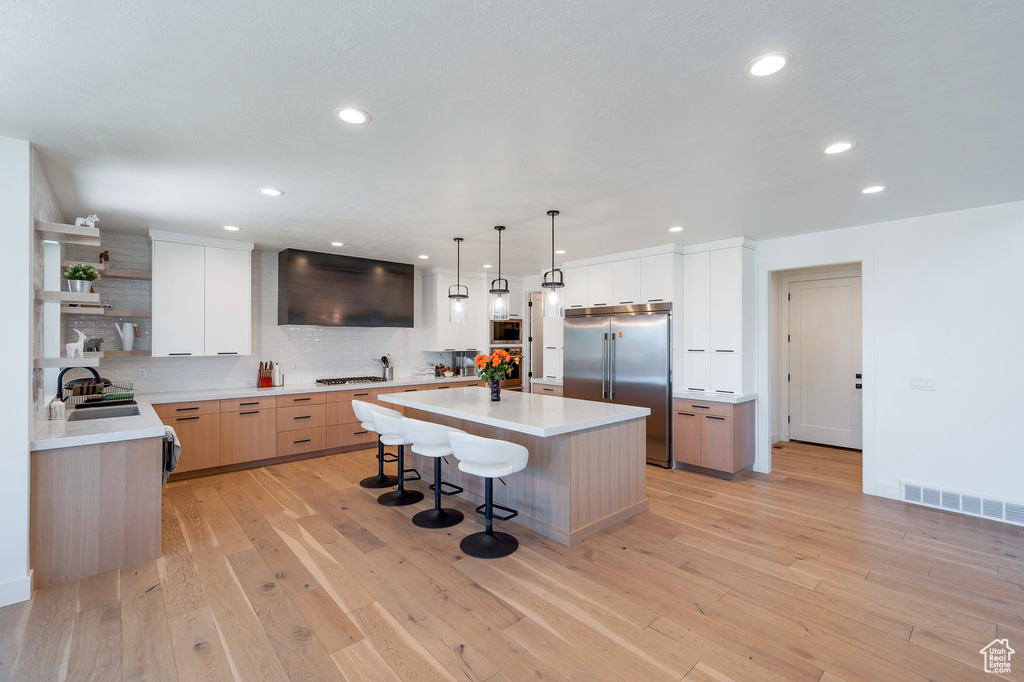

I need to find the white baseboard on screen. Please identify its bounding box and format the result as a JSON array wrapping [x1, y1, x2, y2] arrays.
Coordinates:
[[0, 570, 32, 607], [770, 432, 781, 444], [871, 481, 900, 500]]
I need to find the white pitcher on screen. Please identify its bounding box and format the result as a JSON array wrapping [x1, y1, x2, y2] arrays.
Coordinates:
[[116, 322, 137, 351]]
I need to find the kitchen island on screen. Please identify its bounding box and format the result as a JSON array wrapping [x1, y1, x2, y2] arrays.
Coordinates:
[[380, 386, 650, 545]]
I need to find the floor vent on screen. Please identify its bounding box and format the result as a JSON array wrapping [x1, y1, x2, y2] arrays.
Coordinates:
[[901, 481, 1024, 529]]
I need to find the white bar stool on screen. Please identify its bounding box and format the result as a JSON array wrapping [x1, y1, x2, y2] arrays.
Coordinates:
[[351, 400, 399, 489], [449, 432, 529, 558], [401, 417, 466, 529], [370, 409, 423, 507]]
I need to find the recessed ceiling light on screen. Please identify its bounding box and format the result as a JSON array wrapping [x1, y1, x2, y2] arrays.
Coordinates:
[[483, 264, 492, 268], [259, 187, 284, 196], [223, 225, 240, 231], [668, 226, 684, 233], [331, 241, 344, 247], [418, 254, 429, 259], [555, 249, 566, 255], [823, 141, 855, 155], [335, 107, 371, 124], [746, 52, 791, 77], [862, 185, 886, 194]]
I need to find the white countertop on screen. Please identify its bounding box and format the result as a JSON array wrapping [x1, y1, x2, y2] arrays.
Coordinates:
[[32, 398, 167, 451], [530, 378, 563, 386], [145, 375, 481, 404], [380, 386, 650, 437], [672, 391, 757, 405]]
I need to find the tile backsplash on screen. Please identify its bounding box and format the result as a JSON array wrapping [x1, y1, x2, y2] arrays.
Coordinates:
[[61, 231, 440, 395]]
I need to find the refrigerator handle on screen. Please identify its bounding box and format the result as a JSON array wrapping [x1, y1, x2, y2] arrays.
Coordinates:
[[610, 333, 616, 400], [601, 332, 608, 399]]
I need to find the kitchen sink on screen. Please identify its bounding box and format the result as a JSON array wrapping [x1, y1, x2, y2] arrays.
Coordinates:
[[67, 404, 141, 421]]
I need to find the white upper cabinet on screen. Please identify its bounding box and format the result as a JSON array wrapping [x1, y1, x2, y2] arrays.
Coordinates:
[[682, 352, 711, 393], [421, 272, 488, 352], [710, 351, 743, 395], [710, 248, 742, 352], [612, 258, 642, 305], [682, 251, 711, 352], [204, 247, 251, 356], [151, 233, 253, 358], [563, 266, 589, 310], [152, 240, 206, 357], [542, 314, 563, 349], [640, 253, 674, 303], [587, 262, 614, 306], [507, 279, 524, 318]]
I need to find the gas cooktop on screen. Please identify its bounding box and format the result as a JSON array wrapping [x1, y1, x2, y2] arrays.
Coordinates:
[[315, 376, 387, 386]]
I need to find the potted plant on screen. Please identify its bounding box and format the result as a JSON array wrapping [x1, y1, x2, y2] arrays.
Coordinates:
[[62, 263, 101, 293], [474, 348, 520, 401]]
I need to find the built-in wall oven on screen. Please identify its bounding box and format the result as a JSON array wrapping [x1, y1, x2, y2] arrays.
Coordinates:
[[490, 318, 522, 345], [490, 345, 523, 390]]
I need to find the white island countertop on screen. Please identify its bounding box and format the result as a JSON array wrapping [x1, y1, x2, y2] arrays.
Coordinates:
[[380, 386, 650, 437]]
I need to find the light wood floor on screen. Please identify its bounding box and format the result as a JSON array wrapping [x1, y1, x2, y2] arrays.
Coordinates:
[[3, 440, 1023, 681]]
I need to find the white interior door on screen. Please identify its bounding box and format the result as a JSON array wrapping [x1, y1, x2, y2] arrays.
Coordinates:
[[789, 277, 862, 448]]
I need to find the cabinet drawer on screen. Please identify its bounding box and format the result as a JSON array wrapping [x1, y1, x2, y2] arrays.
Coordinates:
[[221, 408, 276, 465], [532, 384, 563, 396], [275, 392, 327, 408], [673, 398, 732, 419], [165, 413, 221, 473], [672, 410, 701, 466], [154, 400, 220, 419], [276, 427, 326, 456], [326, 401, 356, 426], [220, 396, 276, 412], [326, 422, 378, 449], [277, 403, 327, 432]]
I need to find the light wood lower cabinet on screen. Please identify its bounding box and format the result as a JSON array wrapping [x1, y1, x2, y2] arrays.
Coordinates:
[[672, 398, 754, 475], [277, 427, 326, 456], [532, 383, 563, 396], [221, 408, 276, 464], [168, 412, 222, 472], [277, 403, 327, 431]]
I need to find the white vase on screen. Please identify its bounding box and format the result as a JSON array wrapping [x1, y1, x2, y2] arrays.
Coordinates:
[[116, 322, 136, 351]]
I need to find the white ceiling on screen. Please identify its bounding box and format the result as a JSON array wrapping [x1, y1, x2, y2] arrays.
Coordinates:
[[2, 1, 1023, 274]]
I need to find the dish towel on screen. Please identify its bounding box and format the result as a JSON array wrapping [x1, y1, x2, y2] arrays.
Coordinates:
[[162, 425, 181, 484]]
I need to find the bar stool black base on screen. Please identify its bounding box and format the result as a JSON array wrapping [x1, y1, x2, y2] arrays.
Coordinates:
[[412, 507, 463, 529], [460, 530, 518, 559], [359, 473, 399, 489], [377, 489, 424, 507]]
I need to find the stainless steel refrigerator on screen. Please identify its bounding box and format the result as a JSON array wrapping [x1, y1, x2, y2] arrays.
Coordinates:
[[562, 303, 672, 467]]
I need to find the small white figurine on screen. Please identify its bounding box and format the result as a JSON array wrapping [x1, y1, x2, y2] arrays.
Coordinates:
[[65, 329, 87, 358], [74, 214, 100, 228]]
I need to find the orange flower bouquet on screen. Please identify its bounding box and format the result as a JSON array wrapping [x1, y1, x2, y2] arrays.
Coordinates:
[[475, 349, 520, 401]]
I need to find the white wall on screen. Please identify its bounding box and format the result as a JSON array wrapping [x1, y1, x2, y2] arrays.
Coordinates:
[[757, 200, 1024, 502], [0, 137, 33, 606]]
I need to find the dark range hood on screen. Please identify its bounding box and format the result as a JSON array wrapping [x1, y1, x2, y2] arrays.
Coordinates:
[[278, 249, 414, 327]]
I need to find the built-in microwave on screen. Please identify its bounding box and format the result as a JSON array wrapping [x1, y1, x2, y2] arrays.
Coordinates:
[[490, 318, 522, 344]]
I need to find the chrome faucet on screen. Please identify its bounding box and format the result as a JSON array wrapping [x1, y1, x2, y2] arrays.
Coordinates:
[[56, 366, 101, 402]]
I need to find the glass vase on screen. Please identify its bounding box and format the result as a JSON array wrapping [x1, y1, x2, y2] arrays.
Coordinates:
[[490, 379, 501, 401]]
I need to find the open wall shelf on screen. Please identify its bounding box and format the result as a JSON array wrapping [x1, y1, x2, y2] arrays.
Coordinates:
[[61, 306, 152, 318], [35, 221, 101, 246], [33, 355, 101, 369], [36, 290, 101, 305], [60, 260, 151, 280]]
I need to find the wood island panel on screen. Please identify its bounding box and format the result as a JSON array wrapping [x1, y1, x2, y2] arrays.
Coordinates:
[[31, 436, 163, 588], [403, 408, 647, 545]]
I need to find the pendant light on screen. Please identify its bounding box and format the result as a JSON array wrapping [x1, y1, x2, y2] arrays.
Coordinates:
[[448, 237, 468, 322], [542, 210, 565, 318], [488, 225, 510, 321]]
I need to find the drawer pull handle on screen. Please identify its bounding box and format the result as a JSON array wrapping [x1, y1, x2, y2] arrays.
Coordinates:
[[647, 298, 664, 302], [169, 352, 192, 356], [293, 438, 311, 444], [216, 352, 238, 355], [354, 392, 369, 397], [715, 390, 735, 394], [706, 416, 726, 421], [404, 388, 418, 392], [353, 431, 368, 436], [570, 304, 583, 308], [239, 401, 259, 406], [687, 348, 705, 352], [240, 410, 259, 415], [294, 415, 312, 420], [176, 407, 200, 412], [677, 412, 696, 417], [691, 405, 710, 410], [176, 416, 199, 422], [715, 349, 735, 353], [293, 397, 312, 402], [686, 387, 705, 391], [619, 301, 634, 304]]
